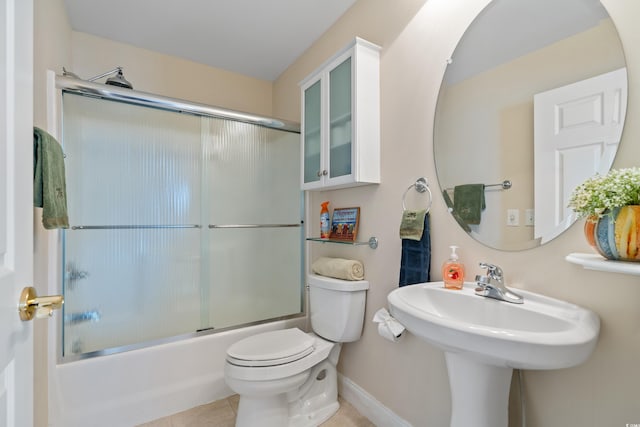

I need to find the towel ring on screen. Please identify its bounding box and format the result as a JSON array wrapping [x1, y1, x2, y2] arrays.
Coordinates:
[[402, 177, 432, 213]]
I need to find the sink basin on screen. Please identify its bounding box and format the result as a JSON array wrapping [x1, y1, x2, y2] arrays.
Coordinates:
[[387, 282, 599, 369], [387, 282, 600, 427]]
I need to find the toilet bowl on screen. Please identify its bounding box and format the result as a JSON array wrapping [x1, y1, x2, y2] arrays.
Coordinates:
[[225, 329, 339, 427], [224, 274, 369, 427]]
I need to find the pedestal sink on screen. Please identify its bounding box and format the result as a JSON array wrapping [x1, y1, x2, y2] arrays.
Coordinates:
[[387, 282, 599, 427]]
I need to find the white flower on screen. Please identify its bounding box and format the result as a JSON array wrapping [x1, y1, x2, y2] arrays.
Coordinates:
[[568, 167, 640, 218]]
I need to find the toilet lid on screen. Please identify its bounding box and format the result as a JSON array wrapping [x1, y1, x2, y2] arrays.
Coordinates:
[[226, 328, 315, 367]]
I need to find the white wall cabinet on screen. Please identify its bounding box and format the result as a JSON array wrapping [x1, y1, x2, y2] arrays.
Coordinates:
[[300, 37, 381, 191]]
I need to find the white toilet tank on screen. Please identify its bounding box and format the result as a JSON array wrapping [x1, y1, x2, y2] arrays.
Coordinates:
[[308, 274, 369, 342]]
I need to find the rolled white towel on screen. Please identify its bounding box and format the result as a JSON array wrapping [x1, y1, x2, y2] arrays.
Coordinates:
[[311, 257, 364, 281]]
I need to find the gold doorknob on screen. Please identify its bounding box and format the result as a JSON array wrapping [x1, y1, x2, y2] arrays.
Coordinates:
[[19, 286, 64, 321]]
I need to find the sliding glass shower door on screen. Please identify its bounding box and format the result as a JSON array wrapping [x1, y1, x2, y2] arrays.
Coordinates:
[[203, 118, 303, 329], [61, 93, 302, 358]]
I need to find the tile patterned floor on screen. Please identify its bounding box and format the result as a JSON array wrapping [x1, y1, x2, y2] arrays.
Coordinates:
[[138, 395, 375, 427]]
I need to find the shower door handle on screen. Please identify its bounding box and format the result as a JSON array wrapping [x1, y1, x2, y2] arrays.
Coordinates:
[[18, 286, 64, 321]]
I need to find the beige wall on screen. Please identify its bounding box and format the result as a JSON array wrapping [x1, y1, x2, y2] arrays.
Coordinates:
[[273, 0, 428, 121], [34, 0, 640, 426], [67, 31, 272, 116], [70, 32, 274, 117], [273, 0, 640, 426]]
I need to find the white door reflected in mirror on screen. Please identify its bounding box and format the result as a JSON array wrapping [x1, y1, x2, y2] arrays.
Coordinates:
[[533, 68, 627, 243]]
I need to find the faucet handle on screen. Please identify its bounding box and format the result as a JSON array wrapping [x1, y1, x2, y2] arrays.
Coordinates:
[[478, 262, 503, 279]]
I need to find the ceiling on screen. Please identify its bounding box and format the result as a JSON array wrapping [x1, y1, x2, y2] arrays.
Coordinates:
[[63, 0, 357, 81]]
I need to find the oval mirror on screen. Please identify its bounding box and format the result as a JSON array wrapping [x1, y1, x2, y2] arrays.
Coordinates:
[[433, 0, 627, 251]]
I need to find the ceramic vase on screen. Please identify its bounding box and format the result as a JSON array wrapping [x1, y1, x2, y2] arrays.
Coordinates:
[[583, 205, 640, 261]]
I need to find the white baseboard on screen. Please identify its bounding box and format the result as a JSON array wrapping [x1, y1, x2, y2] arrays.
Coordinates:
[[338, 374, 412, 427]]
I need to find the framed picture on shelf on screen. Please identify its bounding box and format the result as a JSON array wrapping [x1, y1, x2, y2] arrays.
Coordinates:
[[329, 207, 360, 241]]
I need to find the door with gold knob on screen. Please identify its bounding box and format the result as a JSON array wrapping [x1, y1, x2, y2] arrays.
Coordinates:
[[0, 0, 34, 425]]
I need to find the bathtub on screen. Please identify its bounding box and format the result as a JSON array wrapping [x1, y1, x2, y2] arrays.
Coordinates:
[[48, 317, 306, 427]]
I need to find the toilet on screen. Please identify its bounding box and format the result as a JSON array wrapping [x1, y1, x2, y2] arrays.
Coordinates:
[[224, 273, 369, 427]]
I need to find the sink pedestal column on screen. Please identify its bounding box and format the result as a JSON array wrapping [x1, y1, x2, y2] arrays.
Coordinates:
[[445, 352, 513, 427]]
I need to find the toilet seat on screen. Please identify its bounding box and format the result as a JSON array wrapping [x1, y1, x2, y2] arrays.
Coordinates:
[[226, 328, 315, 367]]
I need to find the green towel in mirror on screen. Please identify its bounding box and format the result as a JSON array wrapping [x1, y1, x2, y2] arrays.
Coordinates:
[[34, 127, 69, 229], [443, 190, 472, 233], [453, 184, 485, 225]]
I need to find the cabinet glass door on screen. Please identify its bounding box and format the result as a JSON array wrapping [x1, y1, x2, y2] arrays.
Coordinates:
[[329, 57, 352, 179], [303, 80, 322, 184]]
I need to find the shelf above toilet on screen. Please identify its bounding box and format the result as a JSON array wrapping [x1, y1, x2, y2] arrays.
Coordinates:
[[306, 236, 378, 249]]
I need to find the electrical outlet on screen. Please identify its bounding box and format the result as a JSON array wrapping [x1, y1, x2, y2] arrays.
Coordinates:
[[525, 209, 535, 226], [507, 209, 519, 226]]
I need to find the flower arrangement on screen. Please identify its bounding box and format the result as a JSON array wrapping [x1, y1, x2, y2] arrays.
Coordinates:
[[568, 167, 640, 219]]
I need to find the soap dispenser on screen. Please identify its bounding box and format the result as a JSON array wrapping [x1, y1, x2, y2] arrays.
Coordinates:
[[442, 245, 464, 290]]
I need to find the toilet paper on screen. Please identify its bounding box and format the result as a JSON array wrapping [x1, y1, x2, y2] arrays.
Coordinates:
[[372, 308, 405, 342]]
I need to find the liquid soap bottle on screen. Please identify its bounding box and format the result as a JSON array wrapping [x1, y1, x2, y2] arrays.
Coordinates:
[[442, 245, 464, 290]]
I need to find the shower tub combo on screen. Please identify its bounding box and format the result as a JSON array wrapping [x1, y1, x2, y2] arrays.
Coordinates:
[[46, 73, 305, 427]]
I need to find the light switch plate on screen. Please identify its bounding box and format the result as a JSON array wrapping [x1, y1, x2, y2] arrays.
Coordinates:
[[507, 209, 519, 226], [525, 209, 534, 226]]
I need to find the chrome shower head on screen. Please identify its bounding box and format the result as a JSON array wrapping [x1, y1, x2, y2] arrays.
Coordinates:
[[105, 69, 133, 89], [87, 67, 133, 89]]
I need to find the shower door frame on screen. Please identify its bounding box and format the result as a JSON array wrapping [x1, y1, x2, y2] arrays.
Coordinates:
[[56, 74, 300, 132], [47, 71, 306, 363]]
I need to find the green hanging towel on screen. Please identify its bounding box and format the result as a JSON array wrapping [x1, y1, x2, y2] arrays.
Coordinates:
[[399, 209, 427, 241], [33, 127, 69, 229], [453, 184, 485, 225]]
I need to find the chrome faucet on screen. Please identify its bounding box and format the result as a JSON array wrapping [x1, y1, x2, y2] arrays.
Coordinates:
[[474, 262, 524, 304]]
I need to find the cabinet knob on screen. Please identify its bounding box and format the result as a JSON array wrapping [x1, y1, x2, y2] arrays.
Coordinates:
[[316, 170, 322, 177], [322, 170, 328, 176]]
